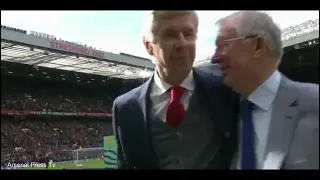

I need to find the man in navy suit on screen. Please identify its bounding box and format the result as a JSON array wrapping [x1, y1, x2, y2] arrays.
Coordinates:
[[112, 11, 239, 169]]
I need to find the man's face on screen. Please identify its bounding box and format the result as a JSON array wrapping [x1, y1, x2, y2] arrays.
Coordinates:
[[213, 23, 257, 85], [145, 13, 198, 72]]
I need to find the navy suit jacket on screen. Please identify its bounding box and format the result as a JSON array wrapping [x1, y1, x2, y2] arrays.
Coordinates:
[[112, 65, 239, 169]]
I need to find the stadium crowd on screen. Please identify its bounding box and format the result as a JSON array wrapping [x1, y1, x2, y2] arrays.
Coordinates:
[[1, 76, 114, 113], [1, 75, 116, 166], [1, 116, 112, 165]]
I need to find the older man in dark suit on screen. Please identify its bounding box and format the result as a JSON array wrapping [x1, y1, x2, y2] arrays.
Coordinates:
[[112, 11, 239, 169]]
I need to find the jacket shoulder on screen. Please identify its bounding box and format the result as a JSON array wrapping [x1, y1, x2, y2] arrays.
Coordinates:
[[114, 85, 142, 108], [292, 81, 319, 113]]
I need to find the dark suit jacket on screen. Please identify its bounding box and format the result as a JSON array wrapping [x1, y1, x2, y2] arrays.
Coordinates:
[[112, 66, 239, 169]]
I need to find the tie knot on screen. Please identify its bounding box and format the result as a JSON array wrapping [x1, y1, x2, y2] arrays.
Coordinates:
[[170, 86, 186, 103]]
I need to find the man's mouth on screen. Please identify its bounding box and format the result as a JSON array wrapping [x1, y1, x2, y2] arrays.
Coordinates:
[[220, 65, 231, 73], [211, 57, 220, 64]]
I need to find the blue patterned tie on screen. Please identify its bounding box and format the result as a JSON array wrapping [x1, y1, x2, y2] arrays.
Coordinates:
[[241, 100, 256, 169]]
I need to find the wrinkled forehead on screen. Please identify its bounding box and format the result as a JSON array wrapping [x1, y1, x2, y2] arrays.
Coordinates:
[[153, 13, 198, 35]]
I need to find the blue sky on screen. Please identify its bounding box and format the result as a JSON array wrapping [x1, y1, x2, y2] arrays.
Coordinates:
[[1, 11, 318, 61]]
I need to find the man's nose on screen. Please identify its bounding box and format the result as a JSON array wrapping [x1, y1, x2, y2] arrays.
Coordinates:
[[211, 50, 221, 64], [211, 55, 220, 64], [175, 33, 188, 47]]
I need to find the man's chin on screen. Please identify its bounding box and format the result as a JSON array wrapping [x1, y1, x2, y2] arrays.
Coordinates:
[[172, 63, 192, 71]]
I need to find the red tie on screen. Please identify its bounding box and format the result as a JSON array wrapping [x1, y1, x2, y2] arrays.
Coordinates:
[[166, 86, 186, 128]]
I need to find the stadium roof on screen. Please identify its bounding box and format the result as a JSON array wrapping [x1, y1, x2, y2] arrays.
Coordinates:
[[1, 41, 153, 79], [281, 19, 319, 41], [1, 26, 155, 80]]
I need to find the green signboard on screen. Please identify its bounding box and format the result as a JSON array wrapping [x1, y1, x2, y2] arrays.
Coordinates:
[[103, 136, 117, 169]]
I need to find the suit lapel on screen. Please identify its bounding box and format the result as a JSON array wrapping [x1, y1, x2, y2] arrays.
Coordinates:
[[136, 76, 159, 168], [137, 77, 153, 123], [263, 76, 300, 169]]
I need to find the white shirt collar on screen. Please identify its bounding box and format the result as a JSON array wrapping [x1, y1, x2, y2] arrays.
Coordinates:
[[248, 70, 282, 111], [153, 70, 195, 95]]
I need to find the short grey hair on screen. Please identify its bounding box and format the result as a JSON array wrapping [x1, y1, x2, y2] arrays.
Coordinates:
[[216, 11, 283, 59], [144, 11, 199, 42]]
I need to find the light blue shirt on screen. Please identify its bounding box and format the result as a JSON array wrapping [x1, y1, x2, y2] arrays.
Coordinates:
[[234, 70, 282, 169]]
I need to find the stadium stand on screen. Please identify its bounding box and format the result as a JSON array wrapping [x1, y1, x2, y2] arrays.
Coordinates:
[[1, 61, 144, 167], [1, 25, 144, 168], [1, 62, 117, 165], [279, 38, 319, 84]]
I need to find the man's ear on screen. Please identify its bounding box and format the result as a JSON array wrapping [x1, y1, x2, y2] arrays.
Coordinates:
[[143, 36, 154, 56], [253, 36, 267, 58]]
